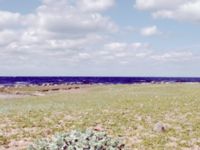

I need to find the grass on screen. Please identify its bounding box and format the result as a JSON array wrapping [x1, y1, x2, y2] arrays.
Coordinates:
[[0, 83, 200, 149]]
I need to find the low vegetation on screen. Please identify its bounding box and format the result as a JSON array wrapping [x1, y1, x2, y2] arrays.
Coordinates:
[[29, 129, 124, 150], [0, 83, 200, 149]]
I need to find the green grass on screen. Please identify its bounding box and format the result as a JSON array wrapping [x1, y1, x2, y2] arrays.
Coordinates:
[[0, 84, 200, 149]]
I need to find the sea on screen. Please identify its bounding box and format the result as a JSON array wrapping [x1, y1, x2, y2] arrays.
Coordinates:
[[0, 77, 200, 86]]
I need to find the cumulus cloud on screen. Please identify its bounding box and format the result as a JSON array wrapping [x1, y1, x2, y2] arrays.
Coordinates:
[[0, 11, 21, 30], [135, 0, 184, 10], [101, 41, 151, 62], [101, 42, 196, 64], [36, 2, 118, 34], [77, 0, 115, 12], [150, 51, 194, 61], [104, 42, 150, 51], [0, 30, 19, 46], [135, 0, 200, 23], [0, 0, 198, 75], [0, 0, 118, 60], [140, 25, 161, 36], [0, 0, 120, 75]]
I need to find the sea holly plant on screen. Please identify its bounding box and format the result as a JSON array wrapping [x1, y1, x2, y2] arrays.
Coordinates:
[[28, 129, 125, 150]]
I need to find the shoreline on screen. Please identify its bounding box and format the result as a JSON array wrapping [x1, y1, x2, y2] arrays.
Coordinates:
[[0, 83, 90, 100], [0, 76, 200, 87], [0, 82, 199, 100]]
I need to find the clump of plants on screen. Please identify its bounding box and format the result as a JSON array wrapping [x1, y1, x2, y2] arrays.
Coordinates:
[[28, 129, 125, 150]]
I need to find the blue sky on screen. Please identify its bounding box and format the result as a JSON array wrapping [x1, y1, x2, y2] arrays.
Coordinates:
[[0, 0, 200, 76]]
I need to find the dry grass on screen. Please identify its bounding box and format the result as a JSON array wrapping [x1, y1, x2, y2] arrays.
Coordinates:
[[0, 83, 200, 149]]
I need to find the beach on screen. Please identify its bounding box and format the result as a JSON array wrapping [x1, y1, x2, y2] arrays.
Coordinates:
[[0, 83, 200, 149]]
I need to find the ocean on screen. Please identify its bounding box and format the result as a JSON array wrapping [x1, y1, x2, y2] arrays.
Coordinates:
[[0, 77, 200, 86]]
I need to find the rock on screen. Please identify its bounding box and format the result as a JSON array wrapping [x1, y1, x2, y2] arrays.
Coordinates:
[[94, 125, 104, 131], [153, 122, 166, 132], [3, 145, 9, 149], [74, 86, 80, 89], [0, 87, 5, 92], [32, 92, 45, 96], [51, 88, 60, 91], [40, 89, 49, 92]]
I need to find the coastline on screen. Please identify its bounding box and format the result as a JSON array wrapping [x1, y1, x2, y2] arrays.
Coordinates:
[[0, 82, 199, 100]]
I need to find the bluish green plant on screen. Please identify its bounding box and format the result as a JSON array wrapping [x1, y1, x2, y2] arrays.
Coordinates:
[[28, 129, 125, 150]]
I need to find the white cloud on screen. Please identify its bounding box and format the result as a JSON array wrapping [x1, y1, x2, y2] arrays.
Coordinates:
[[150, 51, 194, 61], [77, 0, 115, 12], [136, 52, 151, 57], [35, 0, 118, 35], [135, 0, 184, 10], [104, 42, 127, 51], [0, 11, 35, 30], [0, 0, 199, 75], [100, 41, 151, 64], [0, 0, 119, 75], [0, 11, 23, 30], [78, 52, 91, 59], [0, 30, 18, 46], [140, 25, 161, 36], [135, 0, 200, 23], [103, 41, 196, 64], [0, 0, 118, 64], [104, 42, 150, 52]]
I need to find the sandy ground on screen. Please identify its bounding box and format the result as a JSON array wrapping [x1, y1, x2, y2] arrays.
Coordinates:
[[0, 94, 24, 99], [0, 84, 90, 100]]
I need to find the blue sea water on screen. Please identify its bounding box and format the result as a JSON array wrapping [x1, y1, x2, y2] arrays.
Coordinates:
[[0, 77, 200, 86]]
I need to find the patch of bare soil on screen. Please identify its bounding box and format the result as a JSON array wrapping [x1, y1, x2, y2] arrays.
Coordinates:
[[0, 140, 32, 150], [0, 84, 92, 100]]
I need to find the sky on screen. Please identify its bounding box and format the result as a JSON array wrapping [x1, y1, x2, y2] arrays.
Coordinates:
[[0, 0, 200, 77]]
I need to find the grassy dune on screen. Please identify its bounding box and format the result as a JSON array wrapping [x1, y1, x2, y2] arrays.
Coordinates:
[[0, 84, 200, 149]]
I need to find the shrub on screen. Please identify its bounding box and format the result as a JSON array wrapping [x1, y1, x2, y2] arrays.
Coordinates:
[[28, 129, 125, 150]]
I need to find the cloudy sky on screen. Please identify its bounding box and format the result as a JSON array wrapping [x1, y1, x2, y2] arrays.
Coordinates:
[[0, 0, 200, 76]]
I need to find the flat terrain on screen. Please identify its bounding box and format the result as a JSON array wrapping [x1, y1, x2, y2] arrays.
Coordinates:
[[0, 83, 200, 149]]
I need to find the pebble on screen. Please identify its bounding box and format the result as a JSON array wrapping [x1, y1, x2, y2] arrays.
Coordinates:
[[153, 122, 166, 132]]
